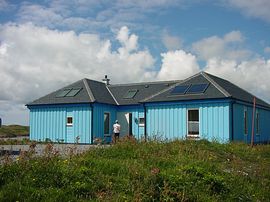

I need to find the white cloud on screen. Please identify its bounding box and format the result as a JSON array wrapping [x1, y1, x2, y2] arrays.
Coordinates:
[[157, 50, 200, 80], [225, 0, 270, 23], [192, 30, 250, 61], [0, 24, 155, 125], [205, 57, 270, 102], [162, 31, 182, 50]]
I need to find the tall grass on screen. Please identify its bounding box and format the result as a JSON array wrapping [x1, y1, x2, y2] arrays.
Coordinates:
[[0, 139, 269, 201]]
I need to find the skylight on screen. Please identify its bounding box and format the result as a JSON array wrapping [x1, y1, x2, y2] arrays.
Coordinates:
[[65, 88, 82, 97], [170, 85, 190, 95], [56, 89, 71, 97], [169, 83, 209, 96], [186, 83, 209, 94], [123, 89, 138, 99], [56, 88, 82, 98]]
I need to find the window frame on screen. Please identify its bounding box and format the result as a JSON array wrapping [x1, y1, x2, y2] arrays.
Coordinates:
[[187, 108, 200, 138], [104, 112, 110, 135], [139, 117, 145, 127], [256, 110, 259, 135], [67, 116, 73, 126]]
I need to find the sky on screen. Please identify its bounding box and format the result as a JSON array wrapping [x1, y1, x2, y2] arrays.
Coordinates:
[[0, 0, 270, 125]]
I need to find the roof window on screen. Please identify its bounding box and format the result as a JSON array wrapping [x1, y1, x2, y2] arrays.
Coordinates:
[[123, 89, 138, 99]]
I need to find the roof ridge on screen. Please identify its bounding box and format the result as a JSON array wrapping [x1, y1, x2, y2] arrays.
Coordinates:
[[83, 78, 96, 102], [140, 71, 202, 103], [201, 72, 231, 97], [110, 80, 181, 87], [106, 85, 119, 105]]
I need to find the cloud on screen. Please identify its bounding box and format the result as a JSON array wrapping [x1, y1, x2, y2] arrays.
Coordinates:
[[162, 31, 182, 50], [0, 24, 155, 124], [205, 57, 270, 102], [225, 0, 270, 23], [192, 30, 250, 61], [157, 50, 200, 80]]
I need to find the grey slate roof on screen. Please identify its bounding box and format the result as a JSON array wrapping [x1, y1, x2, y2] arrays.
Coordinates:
[[108, 80, 179, 105], [27, 71, 270, 109], [142, 72, 270, 108]]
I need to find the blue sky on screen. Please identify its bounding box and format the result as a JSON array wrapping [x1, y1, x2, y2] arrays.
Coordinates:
[[0, 0, 270, 125]]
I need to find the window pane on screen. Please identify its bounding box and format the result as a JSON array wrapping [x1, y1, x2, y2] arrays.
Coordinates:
[[186, 83, 209, 94], [188, 110, 199, 121], [56, 89, 71, 97], [66, 88, 82, 97], [67, 117, 73, 125], [170, 85, 190, 95], [104, 113, 110, 134], [123, 89, 138, 99], [139, 118, 145, 125]]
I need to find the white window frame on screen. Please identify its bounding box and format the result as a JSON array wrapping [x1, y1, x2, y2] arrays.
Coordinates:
[[67, 116, 73, 126], [139, 117, 145, 127], [187, 108, 200, 138]]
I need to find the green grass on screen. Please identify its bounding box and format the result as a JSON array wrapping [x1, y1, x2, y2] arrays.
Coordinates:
[[0, 139, 269, 201], [0, 125, 29, 137]]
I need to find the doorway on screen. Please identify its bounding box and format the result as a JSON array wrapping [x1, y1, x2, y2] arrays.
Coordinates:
[[187, 109, 199, 138]]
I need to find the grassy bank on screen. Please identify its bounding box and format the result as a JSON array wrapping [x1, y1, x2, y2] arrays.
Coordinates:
[[0, 125, 29, 137], [0, 139, 269, 201]]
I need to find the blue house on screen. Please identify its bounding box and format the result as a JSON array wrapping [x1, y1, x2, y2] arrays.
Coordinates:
[[27, 72, 270, 144]]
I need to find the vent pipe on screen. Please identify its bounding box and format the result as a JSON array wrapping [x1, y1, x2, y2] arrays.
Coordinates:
[[102, 75, 110, 85]]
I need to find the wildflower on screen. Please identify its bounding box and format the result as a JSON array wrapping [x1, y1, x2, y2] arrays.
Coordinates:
[[151, 167, 160, 175]]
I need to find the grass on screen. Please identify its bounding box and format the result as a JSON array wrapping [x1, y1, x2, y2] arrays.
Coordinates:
[[0, 139, 269, 201], [0, 125, 29, 137]]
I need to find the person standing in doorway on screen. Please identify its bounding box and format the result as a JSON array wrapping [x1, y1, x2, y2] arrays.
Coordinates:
[[113, 120, 121, 143]]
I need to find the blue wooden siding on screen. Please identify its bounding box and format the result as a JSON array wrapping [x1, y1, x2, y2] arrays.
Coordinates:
[[117, 105, 145, 139], [146, 101, 230, 142], [92, 103, 117, 142], [29, 104, 91, 143], [233, 103, 270, 143]]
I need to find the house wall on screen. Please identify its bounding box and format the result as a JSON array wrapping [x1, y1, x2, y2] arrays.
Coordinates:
[[29, 104, 92, 143], [145, 100, 231, 142], [92, 103, 117, 142], [233, 102, 270, 143], [117, 105, 145, 140]]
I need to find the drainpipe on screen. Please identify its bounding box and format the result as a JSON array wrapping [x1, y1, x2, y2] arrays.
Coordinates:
[[90, 104, 94, 144], [143, 104, 147, 142]]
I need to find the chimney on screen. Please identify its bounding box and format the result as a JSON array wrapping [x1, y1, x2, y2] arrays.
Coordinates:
[[102, 75, 110, 85]]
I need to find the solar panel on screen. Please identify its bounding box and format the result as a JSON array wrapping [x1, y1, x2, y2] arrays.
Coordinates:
[[170, 85, 190, 95], [123, 89, 138, 99], [55, 89, 71, 97], [186, 83, 209, 94], [66, 88, 82, 97]]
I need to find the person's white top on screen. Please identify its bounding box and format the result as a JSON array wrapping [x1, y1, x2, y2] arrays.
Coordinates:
[[113, 123, 121, 133]]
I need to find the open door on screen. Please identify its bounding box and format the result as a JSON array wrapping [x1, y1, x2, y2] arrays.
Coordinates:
[[187, 109, 199, 139], [116, 112, 132, 136]]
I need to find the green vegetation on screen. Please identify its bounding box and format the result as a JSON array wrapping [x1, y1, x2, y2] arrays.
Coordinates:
[[0, 125, 29, 137], [0, 139, 269, 201]]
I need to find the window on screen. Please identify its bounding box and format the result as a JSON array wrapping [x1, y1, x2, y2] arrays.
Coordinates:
[[186, 83, 209, 94], [170, 85, 190, 95], [66, 88, 82, 97], [67, 117, 73, 126], [139, 117, 145, 127], [244, 108, 248, 135], [256, 111, 259, 135], [104, 113, 110, 134], [56, 89, 71, 97], [123, 89, 138, 99], [187, 109, 199, 137]]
